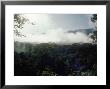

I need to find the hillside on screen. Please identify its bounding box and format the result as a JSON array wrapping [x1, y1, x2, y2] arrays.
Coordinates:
[[14, 42, 97, 76], [68, 28, 95, 35]]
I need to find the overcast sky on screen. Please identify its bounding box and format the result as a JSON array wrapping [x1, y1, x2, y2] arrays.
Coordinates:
[[14, 14, 95, 44]]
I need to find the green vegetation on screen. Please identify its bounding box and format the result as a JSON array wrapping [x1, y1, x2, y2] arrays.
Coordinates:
[[14, 42, 97, 76]]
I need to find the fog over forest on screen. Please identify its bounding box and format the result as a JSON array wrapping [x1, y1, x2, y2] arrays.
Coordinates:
[[14, 14, 97, 76], [14, 14, 96, 44]]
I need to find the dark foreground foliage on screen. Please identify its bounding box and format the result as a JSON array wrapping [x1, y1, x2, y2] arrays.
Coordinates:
[[14, 42, 97, 76]]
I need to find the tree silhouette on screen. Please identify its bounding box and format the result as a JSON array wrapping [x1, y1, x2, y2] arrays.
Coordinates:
[[14, 14, 36, 37], [91, 14, 97, 23], [14, 14, 29, 37], [90, 14, 97, 44]]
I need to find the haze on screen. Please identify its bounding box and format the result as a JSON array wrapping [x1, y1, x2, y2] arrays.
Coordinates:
[[14, 14, 95, 44]]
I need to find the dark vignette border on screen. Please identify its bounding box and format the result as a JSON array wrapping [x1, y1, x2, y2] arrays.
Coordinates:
[[1, 1, 5, 88], [106, 1, 110, 87], [1, 1, 109, 89]]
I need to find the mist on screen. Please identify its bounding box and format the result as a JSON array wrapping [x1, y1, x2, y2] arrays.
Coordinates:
[[14, 14, 94, 44], [15, 28, 93, 44]]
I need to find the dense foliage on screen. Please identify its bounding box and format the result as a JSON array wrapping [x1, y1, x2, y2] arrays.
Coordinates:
[[14, 42, 97, 76]]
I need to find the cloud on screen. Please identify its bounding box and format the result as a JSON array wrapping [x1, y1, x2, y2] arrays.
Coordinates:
[[14, 28, 93, 45]]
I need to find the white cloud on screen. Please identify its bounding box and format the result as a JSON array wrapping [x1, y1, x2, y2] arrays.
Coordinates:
[[14, 28, 93, 44]]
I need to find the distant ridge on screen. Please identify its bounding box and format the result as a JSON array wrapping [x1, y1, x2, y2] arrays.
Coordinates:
[[68, 28, 95, 35]]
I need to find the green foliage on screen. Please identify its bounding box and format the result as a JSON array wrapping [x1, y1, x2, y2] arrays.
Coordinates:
[[14, 14, 29, 37], [90, 14, 97, 44], [90, 31, 97, 43], [91, 14, 97, 23], [14, 14, 36, 37], [14, 42, 97, 76]]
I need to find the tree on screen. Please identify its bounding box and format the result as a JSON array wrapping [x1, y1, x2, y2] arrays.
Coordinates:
[[14, 14, 29, 37], [90, 14, 97, 44], [14, 14, 36, 37], [91, 14, 97, 23]]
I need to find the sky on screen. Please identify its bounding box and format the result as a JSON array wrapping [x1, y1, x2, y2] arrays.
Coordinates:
[[14, 14, 95, 44]]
